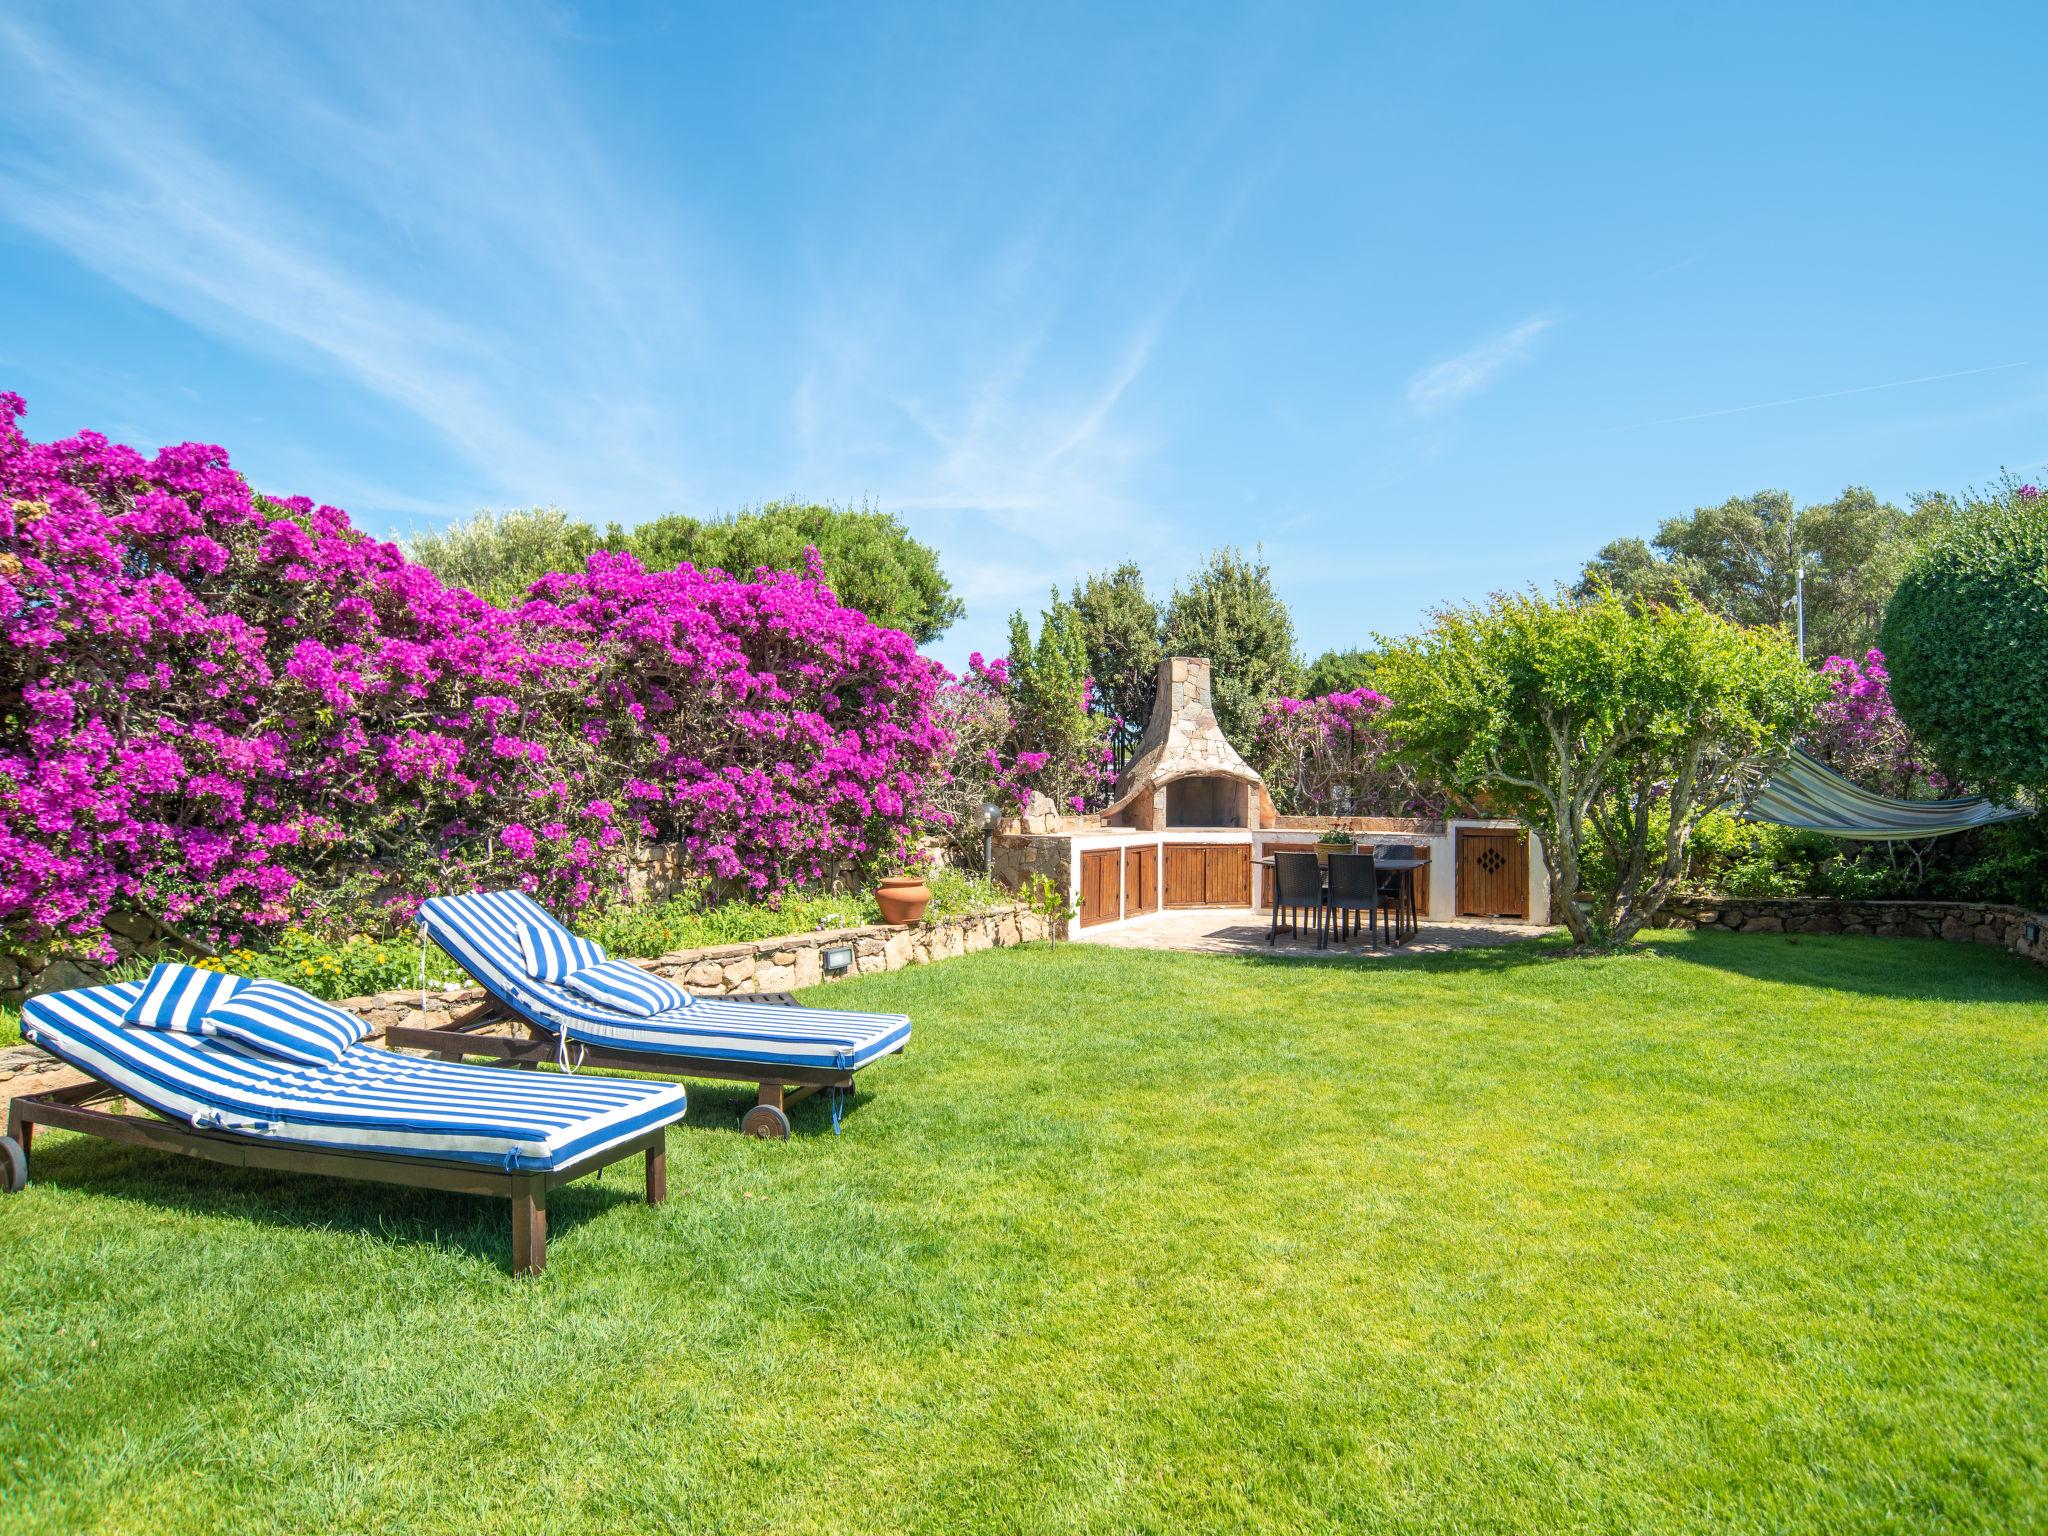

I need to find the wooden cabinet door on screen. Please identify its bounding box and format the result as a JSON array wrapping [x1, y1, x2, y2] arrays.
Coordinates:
[[1078, 849, 1122, 926], [1456, 829, 1528, 918], [1163, 845, 1209, 907], [1124, 846, 1158, 915], [1165, 843, 1251, 907], [1204, 845, 1251, 906]]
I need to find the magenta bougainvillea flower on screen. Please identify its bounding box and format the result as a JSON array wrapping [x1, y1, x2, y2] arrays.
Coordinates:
[[0, 393, 948, 955]]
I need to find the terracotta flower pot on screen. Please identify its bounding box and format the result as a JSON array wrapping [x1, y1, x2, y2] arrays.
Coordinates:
[[875, 875, 932, 925]]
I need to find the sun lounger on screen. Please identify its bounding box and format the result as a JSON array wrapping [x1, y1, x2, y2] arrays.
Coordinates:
[[391, 890, 911, 1138], [3, 976, 688, 1274]]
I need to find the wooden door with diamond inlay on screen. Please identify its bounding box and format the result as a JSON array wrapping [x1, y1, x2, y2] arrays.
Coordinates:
[[1456, 828, 1527, 918]]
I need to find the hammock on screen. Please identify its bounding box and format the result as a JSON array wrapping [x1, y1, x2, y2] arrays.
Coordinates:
[[1741, 748, 2031, 841]]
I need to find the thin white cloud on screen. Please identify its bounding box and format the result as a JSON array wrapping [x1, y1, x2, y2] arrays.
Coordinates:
[[1603, 361, 2032, 432], [0, 5, 695, 520], [1406, 313, 1559, 414]]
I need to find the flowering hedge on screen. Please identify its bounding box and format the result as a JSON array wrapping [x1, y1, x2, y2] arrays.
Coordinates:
[[0, 394, 946, 958], [1807, 649, 1948, 799], [1251, 687, 1446, 818]]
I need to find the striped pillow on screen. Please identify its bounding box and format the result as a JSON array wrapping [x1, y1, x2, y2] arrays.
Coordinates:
[[516, 922, 606, 982], [200, 978, 370, 1067], [559, 959, 692, 1018], [122, 962, 246, 1033]]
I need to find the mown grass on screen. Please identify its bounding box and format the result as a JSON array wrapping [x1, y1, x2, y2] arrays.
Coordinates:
[[2, 930, 2045, 1533]]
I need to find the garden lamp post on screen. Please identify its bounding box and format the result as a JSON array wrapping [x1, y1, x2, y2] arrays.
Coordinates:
[[980, 800, 1001, 874]]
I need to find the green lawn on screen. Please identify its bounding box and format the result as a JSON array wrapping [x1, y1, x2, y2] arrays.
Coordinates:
[[3, 931, 2046, 1533]]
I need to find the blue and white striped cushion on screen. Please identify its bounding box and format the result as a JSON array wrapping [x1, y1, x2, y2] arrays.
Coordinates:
[[517, 922, 605, 982], [123, 962, 245, 1033], [558, 959, 692, 1018], [200, 978, 370, 1067], [417, 890, 913, 1073], [22, 980, 689, 1173]]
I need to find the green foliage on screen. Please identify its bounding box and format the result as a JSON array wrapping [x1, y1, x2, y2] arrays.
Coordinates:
[[614, 499, 963, 642], [1678, 812, 1838, 900], [201, 930, 467, 1000], [409, 499, 962, 642], [1881, 481, 2048, 800], [1160, 546, 1300, 749], [163, 879, 1014, 1005], [1578, 486, 1914, 658], [404, 507, 600, 608], [1301, 647, 1380, 698], [571, 886, 878, 957], [1378, 587, 1824, 945], [1005, 597, 1111, 810], [1016, 871, 1076, 935], [1068, 561, 1163, 730], [9, 937, 2048, 1532]]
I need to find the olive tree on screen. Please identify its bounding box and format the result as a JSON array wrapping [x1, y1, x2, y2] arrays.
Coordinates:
[[1377, 587, 1822, 946]]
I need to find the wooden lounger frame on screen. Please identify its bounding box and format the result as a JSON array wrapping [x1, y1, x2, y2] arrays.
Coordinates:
[[384, 998, 873, 1137], [4, 1076, 667, 1276]]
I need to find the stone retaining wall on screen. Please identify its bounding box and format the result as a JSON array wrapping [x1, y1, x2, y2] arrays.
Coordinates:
[[0, 905, 1047, 1100], [346, 904, 1046, 1041], [1657, 897, 2048, 969], [990, 834, 1074, 905]]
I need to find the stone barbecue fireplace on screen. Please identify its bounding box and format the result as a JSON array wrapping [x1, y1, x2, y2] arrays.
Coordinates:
[[1102, 657, 1265, 830]]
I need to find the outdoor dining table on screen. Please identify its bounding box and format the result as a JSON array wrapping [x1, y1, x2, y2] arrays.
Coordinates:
[[1256, 853, 1430, 944]]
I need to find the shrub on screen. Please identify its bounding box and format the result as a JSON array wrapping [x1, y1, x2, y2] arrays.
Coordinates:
[[1252, 688, 1447, 818], [1881, 483, 2048, 799], [199, 931, 466, 998], [1807, 648, 1948, 798], [1378, 587, 1823, 946], [0, 394, 948, 958]]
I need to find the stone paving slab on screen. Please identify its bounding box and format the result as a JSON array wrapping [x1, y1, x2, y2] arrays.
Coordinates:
[[1071, 908, 1555, 958]]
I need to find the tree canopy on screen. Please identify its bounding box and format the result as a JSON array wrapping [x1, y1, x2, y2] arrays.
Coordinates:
[[404, 507, 599, 608], [1576, 487, 1914, 659], [1004, 596, 1111, 813], [408, 499, 963, 642], [1300, 647, 1380, 698], [611, 500, 963, 642], [1378, 587, 1822, 946], [1069, 561, 1163, 731], [1880, 479, 2048, 800], [1160, 546, 1300, 749]]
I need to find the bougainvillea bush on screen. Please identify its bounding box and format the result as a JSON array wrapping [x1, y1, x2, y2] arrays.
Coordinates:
[[1805, 648, 1948, 799], [0, 394, 946, 958], [1251, 687, 1446, 818]]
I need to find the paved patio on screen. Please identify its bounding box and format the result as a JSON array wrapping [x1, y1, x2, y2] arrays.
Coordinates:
[[1071, 908, 1555, 957]]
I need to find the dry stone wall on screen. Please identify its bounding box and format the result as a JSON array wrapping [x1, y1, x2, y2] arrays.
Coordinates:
[[1657, 897, 2048, 969], [345, 905, 1049, 1040], [0, 905, 1049, 1099]]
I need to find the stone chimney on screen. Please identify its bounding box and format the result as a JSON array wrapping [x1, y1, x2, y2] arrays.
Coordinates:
[[1102, 656, 1265, 829]]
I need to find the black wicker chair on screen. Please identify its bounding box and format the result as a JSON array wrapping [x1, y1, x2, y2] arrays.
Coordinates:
[[1268, 851, 1328, 949], [1374, 844, 1426, 939], [1325, 851, 1384, 947]]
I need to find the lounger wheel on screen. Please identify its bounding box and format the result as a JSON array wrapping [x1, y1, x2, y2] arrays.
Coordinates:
[[0, 1135, 25, 1195], [740, 1104, 791, 1140]]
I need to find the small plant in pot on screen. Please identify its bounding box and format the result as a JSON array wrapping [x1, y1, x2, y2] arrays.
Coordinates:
[[874, 855, 933, 925], [1316, 829, 1356, 849]]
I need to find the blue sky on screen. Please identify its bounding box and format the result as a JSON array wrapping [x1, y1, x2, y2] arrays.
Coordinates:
[[3, 1, 2043, 671]]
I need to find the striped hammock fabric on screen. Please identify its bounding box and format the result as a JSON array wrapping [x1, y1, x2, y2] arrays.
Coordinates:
[[418, 890, 913, 1073], [1742, 749, 2031, 841], [22, 980, 688, 1172]]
